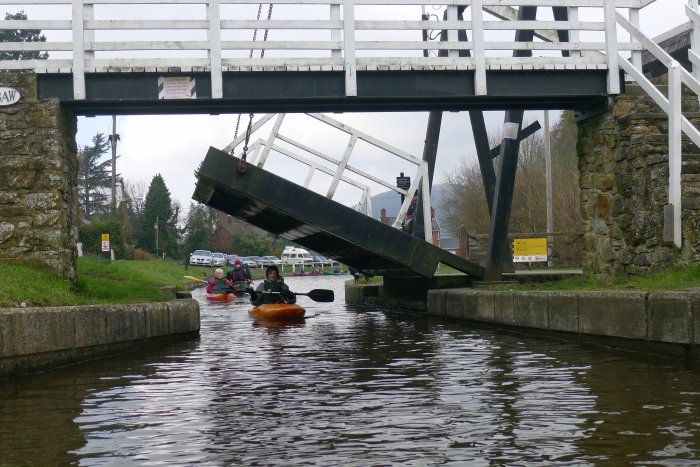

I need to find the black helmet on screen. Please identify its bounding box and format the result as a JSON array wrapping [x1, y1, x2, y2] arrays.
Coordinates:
[[266, 265, 280, 278]]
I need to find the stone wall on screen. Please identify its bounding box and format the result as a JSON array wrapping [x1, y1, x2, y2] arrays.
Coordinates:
[[577, 81, 700, 275], [0, 73, 78, 284], [0, 298, 200, 378]]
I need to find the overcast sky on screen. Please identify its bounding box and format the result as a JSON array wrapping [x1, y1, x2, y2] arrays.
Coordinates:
[[69, 0, 689, 217]]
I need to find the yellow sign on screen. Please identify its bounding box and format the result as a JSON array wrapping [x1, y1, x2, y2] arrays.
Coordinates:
[[513, 238, 547, 262], [101, 233, 110, 242]]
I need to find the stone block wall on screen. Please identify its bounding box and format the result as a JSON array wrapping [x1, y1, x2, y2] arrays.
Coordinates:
[[577, 81, 700, 275], [0, 73, 78, 284]]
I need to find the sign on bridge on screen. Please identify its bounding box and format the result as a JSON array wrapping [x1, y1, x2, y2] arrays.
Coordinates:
[[0, 87, 20, 106]]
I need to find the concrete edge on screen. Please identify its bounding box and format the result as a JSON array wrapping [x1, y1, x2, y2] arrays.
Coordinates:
[[0, 299, 200, 378], [346, 281, 700, 359]]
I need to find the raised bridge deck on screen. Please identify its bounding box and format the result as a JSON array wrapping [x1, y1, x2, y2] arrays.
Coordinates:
[[193, 146, 484, 278]]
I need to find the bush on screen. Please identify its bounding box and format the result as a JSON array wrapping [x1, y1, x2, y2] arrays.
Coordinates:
[[79, 220, 125, 258], [124, 245, 153, 260]]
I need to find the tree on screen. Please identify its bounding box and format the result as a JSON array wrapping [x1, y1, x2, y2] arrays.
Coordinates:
[[182, 203, 217, 254], [0, 11, 49, 61], [443, 112, 583, 236], [77, 133, 112, 220], [140, 174, 177, 258]]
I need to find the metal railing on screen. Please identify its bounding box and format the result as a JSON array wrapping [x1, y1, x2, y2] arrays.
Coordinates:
[[221, 112, 434, 241], [613, 1, 700, 248]]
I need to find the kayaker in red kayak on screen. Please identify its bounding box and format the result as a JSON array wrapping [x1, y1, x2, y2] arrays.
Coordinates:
[[249, 265, 296, 306], [207, 268, 235, 294], [226, 259, 252, 292]]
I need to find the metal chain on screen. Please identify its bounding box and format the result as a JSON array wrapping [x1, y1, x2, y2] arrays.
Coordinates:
[[237, 4, 273, 172], [232, 3, 266, 153]]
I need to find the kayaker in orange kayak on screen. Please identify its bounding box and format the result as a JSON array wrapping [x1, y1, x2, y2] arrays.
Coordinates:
[[207, 268, 235, 294], [249, 265, 296, 306]]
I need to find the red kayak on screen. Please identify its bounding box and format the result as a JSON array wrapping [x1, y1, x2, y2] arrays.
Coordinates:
[[206, 292, 237, 302]]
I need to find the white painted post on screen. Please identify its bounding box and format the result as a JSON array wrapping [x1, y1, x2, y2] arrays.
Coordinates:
[[327, 134, 357, 198], [208, 0, 223, 99], [420, 162, 432, 243], [343, 0, 357, 96], [544, 110, 553, 267], [604, 1, 620, 94], [447, 6, 458, 58], [668, 61, 682, 248], [629, 7, 642, 71], [331, 3, 341, 59], [688, 1, 700, 86], [471, 0, 487, 96], [257, 114, 285, 166], [364, 187, 372, 218], [248, 143, 262, 165], [303, 166, 315, 188], [84, 2, 94, 63], [72, 0, 86, 100], [568, 7, 580, 58]]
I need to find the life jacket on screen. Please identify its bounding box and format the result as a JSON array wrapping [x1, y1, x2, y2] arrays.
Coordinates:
[[230, 269, 247, 282], [208, 277, 232, 293], [260, 279, 286, 303]]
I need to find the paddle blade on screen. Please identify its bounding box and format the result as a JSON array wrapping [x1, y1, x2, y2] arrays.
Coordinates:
[[185, 275, 207, 282], [302, 289, 334, 302]]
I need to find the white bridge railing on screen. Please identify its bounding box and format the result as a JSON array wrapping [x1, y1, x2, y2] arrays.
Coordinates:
[[1, 0, 654, 100], [221, 113, 434, 241]]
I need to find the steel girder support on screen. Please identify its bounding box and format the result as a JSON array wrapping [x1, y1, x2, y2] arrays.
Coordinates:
[[483, 6, 538, 280]]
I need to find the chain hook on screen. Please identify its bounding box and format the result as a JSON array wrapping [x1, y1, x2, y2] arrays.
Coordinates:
[[237, 112, 255, 173]]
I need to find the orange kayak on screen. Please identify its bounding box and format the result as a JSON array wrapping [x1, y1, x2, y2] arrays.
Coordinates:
[[249, 303, 306, 320], [206, 292, 237, 302]]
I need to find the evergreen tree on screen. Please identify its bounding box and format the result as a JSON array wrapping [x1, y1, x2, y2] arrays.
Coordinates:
[[140, 174, 176, 258], [77, 133, 112, 219], [182, 203, 217, 254], [0, 11, 49, 60]]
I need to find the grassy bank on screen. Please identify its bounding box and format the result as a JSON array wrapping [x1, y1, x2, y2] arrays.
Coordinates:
[[2, 258, 697, 308], [486, 263, 700, 292], [0, 258, 268, 308], [0, 257, 341, 308]]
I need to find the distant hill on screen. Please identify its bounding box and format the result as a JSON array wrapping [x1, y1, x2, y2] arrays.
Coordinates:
[[369, 183, 451, 235]]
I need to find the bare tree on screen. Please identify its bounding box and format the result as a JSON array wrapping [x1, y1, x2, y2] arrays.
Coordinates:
[[443, 113, 582, 237]]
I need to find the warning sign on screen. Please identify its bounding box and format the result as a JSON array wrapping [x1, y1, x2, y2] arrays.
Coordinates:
[[101, 233, 110, 252], [513, 237, 547, 262]]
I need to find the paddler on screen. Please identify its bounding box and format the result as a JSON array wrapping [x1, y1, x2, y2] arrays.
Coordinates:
[[226, 259, 252, 291], [207, 268, 235, 294], [249, 265, 296, 306]]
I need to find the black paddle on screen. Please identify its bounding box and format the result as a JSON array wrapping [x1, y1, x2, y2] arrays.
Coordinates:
[[248, 288, 334, 303], [297, 288, 334, 302]]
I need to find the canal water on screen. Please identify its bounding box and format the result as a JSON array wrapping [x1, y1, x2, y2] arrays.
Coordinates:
[[1, 275, 699, 465]]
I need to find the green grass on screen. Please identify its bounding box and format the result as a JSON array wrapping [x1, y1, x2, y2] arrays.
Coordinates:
[[2, 258, 698, 308], [484, 263, 700, 292], [0, 257, 256, 308]]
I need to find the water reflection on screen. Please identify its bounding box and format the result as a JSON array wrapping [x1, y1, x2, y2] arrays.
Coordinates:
[[0, 275, 699, 465]]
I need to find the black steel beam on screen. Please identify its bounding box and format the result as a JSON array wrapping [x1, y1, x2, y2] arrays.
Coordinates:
[[470, 111, 497, 214], [489, 121, 542, 159], [485, 110, 525, 280], [411, 110, 443, 240], [37, 70, 610, 116]]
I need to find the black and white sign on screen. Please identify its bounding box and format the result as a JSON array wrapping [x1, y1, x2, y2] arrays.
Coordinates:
[[0, 86, 21, 106], [396, 175, 411, 190], [157, 77, 196, 99]]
